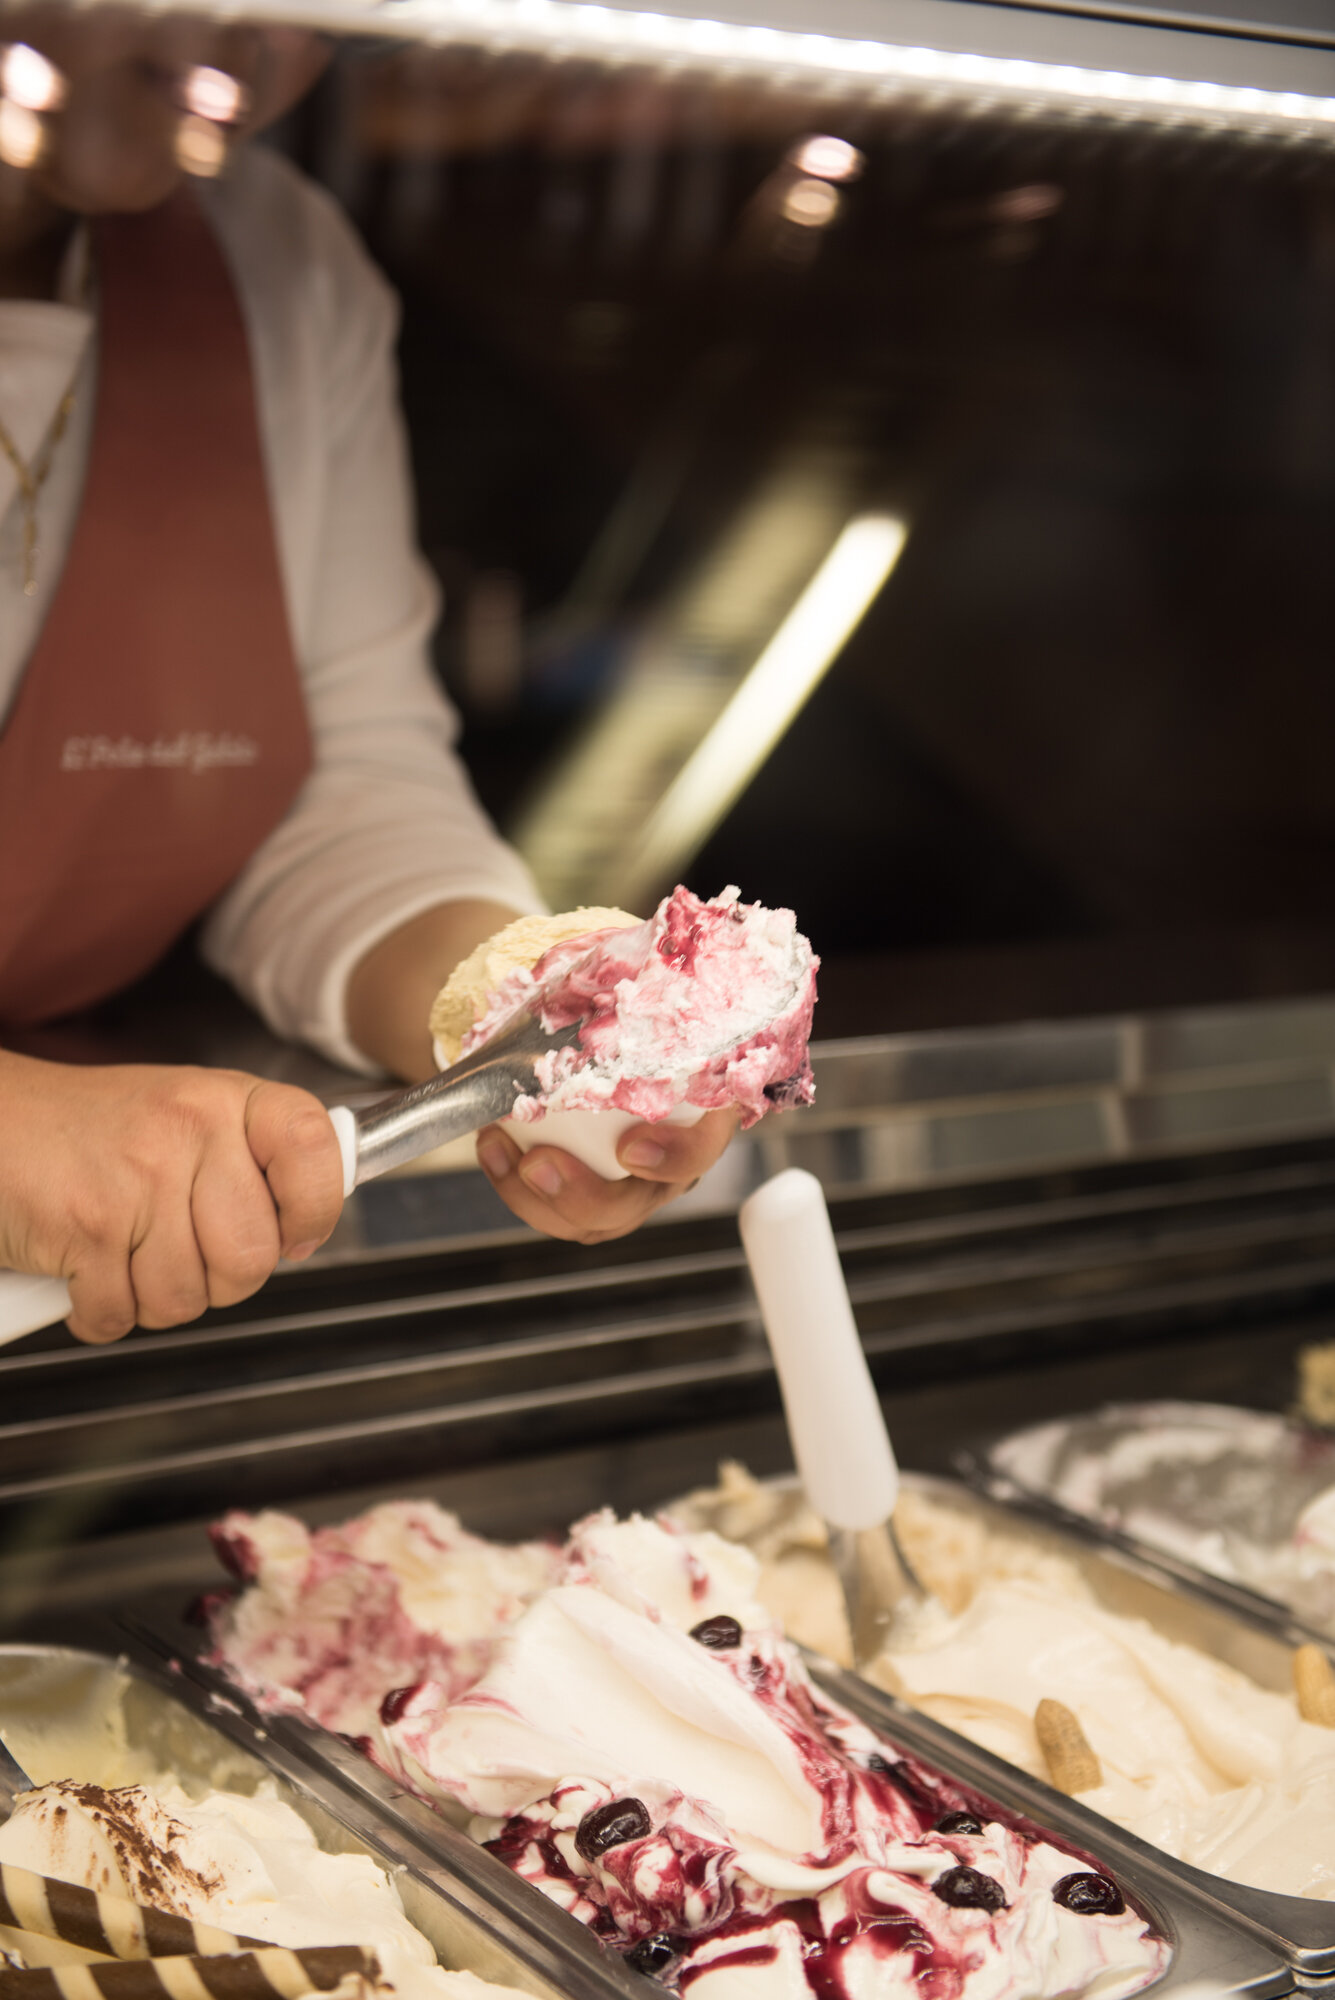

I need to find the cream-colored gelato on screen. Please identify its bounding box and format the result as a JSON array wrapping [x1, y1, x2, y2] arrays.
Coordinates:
[[668, 1459, 854, 1665], [430, 909, 638, 1068], [0, 1780, 530, 2000], [671, 1465, 1335, 1902]]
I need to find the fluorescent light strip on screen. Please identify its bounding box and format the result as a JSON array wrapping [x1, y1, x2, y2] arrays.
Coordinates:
[[382, 0, 1335, 133], [619, 512, 906, 900]]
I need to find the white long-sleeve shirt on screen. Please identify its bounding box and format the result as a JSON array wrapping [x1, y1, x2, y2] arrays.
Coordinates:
[[0, 145, 542, 1071]]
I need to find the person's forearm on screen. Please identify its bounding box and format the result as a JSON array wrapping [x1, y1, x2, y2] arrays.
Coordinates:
[[344, 898, 526, 1081]]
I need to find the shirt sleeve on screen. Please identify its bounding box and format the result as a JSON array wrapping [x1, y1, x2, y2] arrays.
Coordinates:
[[199, 162, 543, 1074]]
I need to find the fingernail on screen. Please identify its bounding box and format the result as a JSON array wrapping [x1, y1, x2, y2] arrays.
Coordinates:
[[621, 1137, 666, 1170], [521, 1157, 564, 1198], [286, 1241, 319, 1263], [478, 1137, 512, 1181]]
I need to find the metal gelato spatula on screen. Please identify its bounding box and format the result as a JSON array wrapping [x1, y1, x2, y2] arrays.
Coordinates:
[[0, 1737, 32, 1817], [0, 1010, 583, 1346], [738, 1167, 927, 1668]]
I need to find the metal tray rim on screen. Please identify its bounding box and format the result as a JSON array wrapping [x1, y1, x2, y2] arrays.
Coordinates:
[[0, 1637, 643, 2000]]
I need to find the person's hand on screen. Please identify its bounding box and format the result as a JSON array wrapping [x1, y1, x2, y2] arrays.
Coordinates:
[[0, 1053, 343, 1343], [474, 1108, 737, 1244]]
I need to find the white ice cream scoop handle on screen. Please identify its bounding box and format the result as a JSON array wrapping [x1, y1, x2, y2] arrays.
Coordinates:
[[0, 1108, 359, 1347], [0, 1272, 75, 1344], [0, 1010, 598, 1345], [738, 1167, 899, 1532]]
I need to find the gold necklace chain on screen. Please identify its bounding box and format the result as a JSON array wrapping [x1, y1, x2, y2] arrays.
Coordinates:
[[0, 373, 80, 597], [1, 232, 92, 598]]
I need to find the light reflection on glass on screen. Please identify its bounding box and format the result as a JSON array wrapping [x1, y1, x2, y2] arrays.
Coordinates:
[[790, 134, 862, 183], [174, 112, 228, 177], [0, 42, 65, 114], [782, 176, 840, 227], [989, 183, 1063, 221], [613, 513, 908, 904]]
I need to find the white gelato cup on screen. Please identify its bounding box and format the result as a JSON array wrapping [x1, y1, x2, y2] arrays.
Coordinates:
[[499, 1102, 704, 1181]]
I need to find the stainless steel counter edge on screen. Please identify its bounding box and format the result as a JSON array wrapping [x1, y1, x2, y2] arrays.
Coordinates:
[[117, 1603, 1287, 1999]]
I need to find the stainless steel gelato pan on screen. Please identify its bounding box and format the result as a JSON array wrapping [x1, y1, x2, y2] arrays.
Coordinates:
[[867, 1473, 1335, 1978], [0, 1643, 644, 2000], [971, 1400, 1335, 1648], [119, 1559, 1284, 2000]]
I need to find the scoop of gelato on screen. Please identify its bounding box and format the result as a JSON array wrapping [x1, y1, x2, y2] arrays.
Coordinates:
[[456, 886, 817, 1126], [428, 886, 817, 1179]]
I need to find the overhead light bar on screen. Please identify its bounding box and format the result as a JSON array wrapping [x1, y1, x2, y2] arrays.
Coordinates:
[[613, 512, 906, 906], [374, 0, 1335, 138]]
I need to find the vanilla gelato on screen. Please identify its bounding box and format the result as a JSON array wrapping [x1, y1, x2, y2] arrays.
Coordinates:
[[431, 910, 639, 1070], [209, 1507, 1167, 1999], [672, 1465, 1335, 1902], [0, 1779, 527, 2000]]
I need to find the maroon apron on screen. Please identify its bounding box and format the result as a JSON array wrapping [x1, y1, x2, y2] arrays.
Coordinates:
[[0, 189, 312, 1029]]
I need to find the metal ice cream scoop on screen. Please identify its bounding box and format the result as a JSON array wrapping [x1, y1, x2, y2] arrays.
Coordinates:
[[325, 1010, 584, 1193], [0, 1010, 583, 1346], [738, 1167, 927, 1667]]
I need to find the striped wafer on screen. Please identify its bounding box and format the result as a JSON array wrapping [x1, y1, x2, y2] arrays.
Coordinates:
[[0, 1945, 380, 2000], [0, 1867, 267, 1963]]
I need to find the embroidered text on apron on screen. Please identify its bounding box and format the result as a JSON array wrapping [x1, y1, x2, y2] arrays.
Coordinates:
[[0, 190, 312, 1028]]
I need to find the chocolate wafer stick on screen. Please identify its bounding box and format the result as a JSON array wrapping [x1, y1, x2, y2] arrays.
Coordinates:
[[0, 1866, 267, 1963], [0, 1944, 380, 2000]]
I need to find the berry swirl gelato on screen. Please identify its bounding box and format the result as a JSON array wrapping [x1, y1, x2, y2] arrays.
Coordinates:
[[433, 886, 818, 1131], [208, 1511, 1167, 2000]]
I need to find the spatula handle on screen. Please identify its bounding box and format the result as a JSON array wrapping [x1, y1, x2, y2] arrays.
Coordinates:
[[739, 1167, 899, 1532]]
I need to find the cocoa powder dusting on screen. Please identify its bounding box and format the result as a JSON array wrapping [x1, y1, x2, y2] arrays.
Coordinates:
[[44, 1783, 223, 1910]]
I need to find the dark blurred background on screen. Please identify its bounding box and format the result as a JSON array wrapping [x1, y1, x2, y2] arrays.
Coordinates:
[[275, 49, 1335, 1036]]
